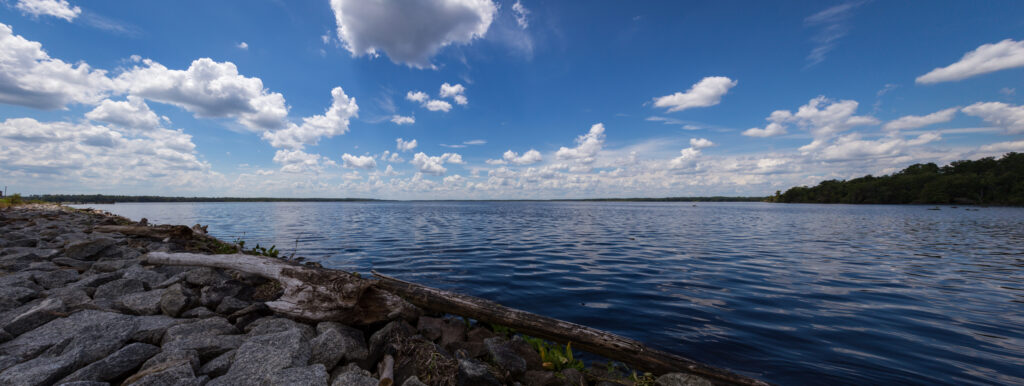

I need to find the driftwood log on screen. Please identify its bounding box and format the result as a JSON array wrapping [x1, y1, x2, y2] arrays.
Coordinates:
[[144, 252, 420, 325], [142, 252, 765, 385], [373, 271, 769, 386]]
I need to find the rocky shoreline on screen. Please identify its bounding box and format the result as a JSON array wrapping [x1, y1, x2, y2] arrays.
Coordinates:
[[0, 204, 717, 386]]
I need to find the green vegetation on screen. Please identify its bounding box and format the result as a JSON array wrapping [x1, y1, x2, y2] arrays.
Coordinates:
[[0, 194, 44, 209], [570, 196, 765, 202], [772, 152, 1024, 205], [522, 336, 584, 371]]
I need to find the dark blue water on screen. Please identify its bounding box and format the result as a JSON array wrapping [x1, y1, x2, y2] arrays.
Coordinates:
[[77, 202, 1024, 385]]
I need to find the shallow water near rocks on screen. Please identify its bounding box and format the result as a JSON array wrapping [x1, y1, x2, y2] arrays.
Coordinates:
[[76, 201, 1024, 385]]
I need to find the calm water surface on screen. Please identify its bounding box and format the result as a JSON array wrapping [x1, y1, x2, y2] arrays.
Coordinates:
[[77, 202, 1024, 385]]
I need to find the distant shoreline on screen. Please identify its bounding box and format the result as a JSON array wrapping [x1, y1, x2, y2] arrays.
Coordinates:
[[26, 194, 767, 204]]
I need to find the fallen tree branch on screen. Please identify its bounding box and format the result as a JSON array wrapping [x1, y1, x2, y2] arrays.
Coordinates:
[[144, 252, 420, 325], [372, 271, 768, 386]]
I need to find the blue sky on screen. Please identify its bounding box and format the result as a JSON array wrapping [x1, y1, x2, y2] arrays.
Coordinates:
[[1, 0, 1022, 199]]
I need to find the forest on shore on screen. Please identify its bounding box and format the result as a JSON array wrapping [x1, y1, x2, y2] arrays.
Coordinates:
[[772, 152, 1024, 205]]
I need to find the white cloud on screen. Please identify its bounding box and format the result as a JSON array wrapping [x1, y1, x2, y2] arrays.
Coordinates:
[[0, 22, 114, 109], [423, 99, 452, 112], [15, 0, 81, 21], [329, 0, 497, 68], [916, 39, 1024, 84], [237, 42, 248, 50], [498, 149, 542, 165], [815, 133, 941, 161], [85, 96, 162, 131], [1000, 87, 1016, 96], [556, 123, 605, 162], [117, 58, 289, 132], [406, 90, 428, 103], [883, 107, 958, 131], [804, 1, 864, 67], [979, 140, 1024, 153], [383, 164, 400, 176], [396, 137, 418, 152], [0, 117, 213, 187], [410, 152, 464, 175], [962, 102, 1024, 134], [669, 147, 702, 169], [463, 139, 486, 145], [391, 115, 415, 125], [341, 153, 377, 169], [512, 0, 530, 29], [262, 86, 358, 149], [272, 149, 336, 173], [652, 76, 737, 113], [745, 96, 878, 150], [440, 82, 468, 105], [689, 138, 714, 149]]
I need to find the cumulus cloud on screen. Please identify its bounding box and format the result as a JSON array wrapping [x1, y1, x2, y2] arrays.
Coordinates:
[[15, 0, 80, 21], [410, 152, 464, 175], [396, 137, 418, 152], [262, 86, 358, 149], [391, 115, 415, 125], [0, 117, 212, 186], [423, 99, 452, 112], [652, 76, 737, 113], [883, 107, 958, 131], [744, 96, 877, 150], [341, 153, 377, 169], [916, 39, 1024, 84], [962, 102, 1024, 134], [272, 149, 336, 173], [85, 96, 162, 131], [556, 123, 605, 163], [237, 42, 248, 50], [512, 0, 530, 29], [0, 22, 114, 109], [689, 138, 714, 149], [496, 149, 542, 165], [669, 147, 702, 169], [979, 140, 1024, 153], [117, 58, 289, 132], [439, 82, 468, 105], [329, 0, 497, 68], [815, 133, 941, 161], [406, 91, 428, 103]]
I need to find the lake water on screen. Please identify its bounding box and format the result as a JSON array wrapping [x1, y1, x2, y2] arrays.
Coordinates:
[[76, 201, 1024, 385]]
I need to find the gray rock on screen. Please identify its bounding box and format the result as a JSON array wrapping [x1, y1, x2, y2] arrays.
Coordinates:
[[40, 287, 91, 311], [457, 358, 500, 386], [245, 317, 314, 340], [484, 337, 527, 379], [0, 251, 41, 271], [199, 282, 243, 309], [90, 260, 138, 273], [214, 296, 249, 315], [59, 343, 160, 383], [184, 268, 224, 287], [523, 370, 559, 386], [159, 284, 190, 317], [309, 328, 345, 370], [52, 257, 93, 272], [265, 364, 328, 386], [122, 267, 167, 290], [32, 269, 80, 289], [0, 286, 37, 311], [3, 298, 65, 336], [124, 360, 200, 386], [310, 322, 368, 368], [56, 381, 110, 386], [416, 316, 444, 341], [119, 289, 166, 315], [560, 368, 585, 386], [595, 381, 629, 386], [655, 372, 714, 386], [198, 350, 234, 378], [361, 320, 414, 369], [132, 315, 186, 346], [93, 278, 145, 299], [0, 354, 78, 386], [510, 335, 543, 371], [163, 317, 237, 344], [27, 261, 59, 271], [162, 334, 246, 362], [402, 376, 428, 386], [330, 371, 378, 386], [139, 350, 199, 374], [64, 238, 116, 260], [467, 326, 496, 343], [67, 271, 123, 290], [180, 307, 215, 319], [212, 328, 310, 385]]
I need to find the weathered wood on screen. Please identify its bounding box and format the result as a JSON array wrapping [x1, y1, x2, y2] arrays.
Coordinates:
[[94, 224, 195, 240], [378, 354, 395, 386], [144, 252, 420, 325], [372, 271, 768, 386]]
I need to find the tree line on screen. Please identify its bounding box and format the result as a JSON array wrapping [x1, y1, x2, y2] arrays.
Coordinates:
[[771, 152, 1024, 205], [26, 195, 381, 203]]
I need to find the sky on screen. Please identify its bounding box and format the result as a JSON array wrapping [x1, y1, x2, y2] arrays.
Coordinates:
[[0, 0, 1023, 199]]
